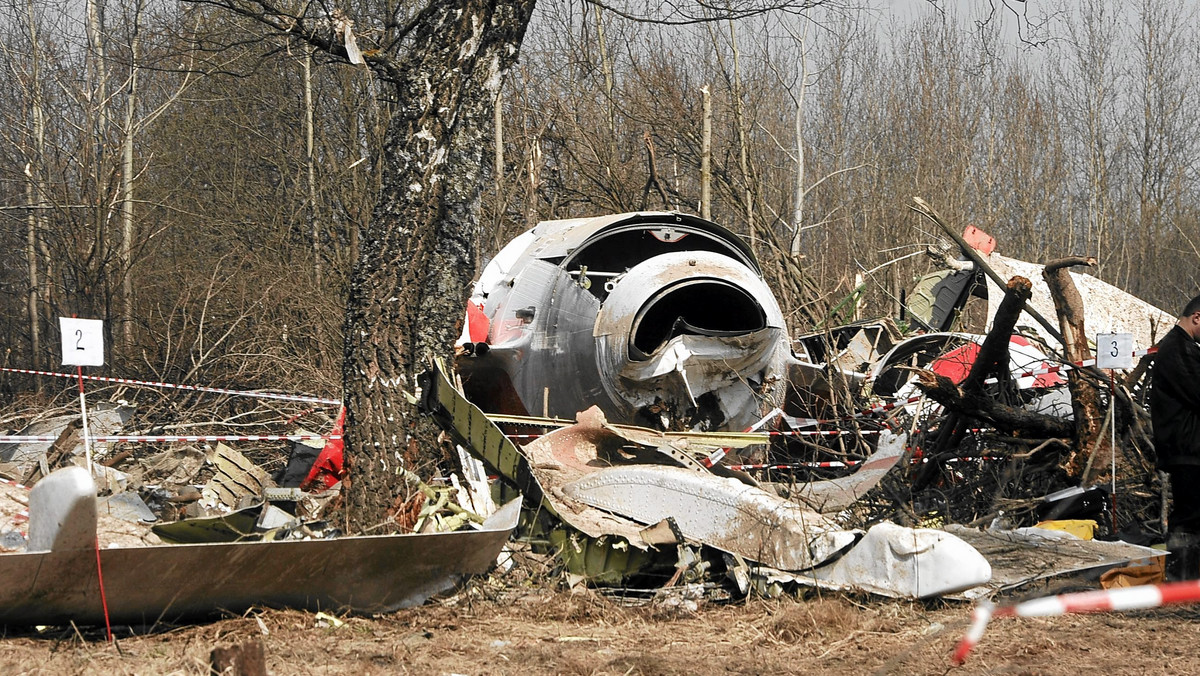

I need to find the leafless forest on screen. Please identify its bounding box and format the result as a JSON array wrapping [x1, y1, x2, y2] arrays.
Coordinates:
[[1, 0, 1197, 401]]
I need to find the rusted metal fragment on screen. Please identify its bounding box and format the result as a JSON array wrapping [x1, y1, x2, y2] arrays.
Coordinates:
[[790, 431, 908, 514], [0, 498, 520, 626], [944, 524, 1164, 599], [562, 465, 858, 571]]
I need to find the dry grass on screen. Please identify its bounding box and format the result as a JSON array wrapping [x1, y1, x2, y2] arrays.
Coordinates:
[[2, 582, 1200, 675]]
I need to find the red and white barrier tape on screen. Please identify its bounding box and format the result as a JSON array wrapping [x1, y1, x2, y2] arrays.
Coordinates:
[[0, 367, 341, 406], [985, 346, 1157, 385], [728, 460, 861, 470], [700, 408, 784, 468], [952, 578, 1200, 665], [729, 454, 1002, 472], [0, 434, 338, 443]]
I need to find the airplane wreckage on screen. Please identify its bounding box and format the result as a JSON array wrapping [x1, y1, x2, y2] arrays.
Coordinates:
[[0, 203, 1177, 626], [442, 206, 1171, 597]]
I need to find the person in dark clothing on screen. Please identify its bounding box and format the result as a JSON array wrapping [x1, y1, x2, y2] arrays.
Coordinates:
[[1150, 293, 1200, 580]]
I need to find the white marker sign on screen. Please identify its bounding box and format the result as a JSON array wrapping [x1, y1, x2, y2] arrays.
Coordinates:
[[1096, 332, 1134, 370], [59, 317, 105, 366]]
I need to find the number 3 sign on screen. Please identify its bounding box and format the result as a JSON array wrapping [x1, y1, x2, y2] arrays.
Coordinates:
[[1096, 332, 1133, 370], [59, 317, 105, 366]]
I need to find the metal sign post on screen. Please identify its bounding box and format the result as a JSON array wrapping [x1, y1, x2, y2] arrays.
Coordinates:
[[1096, 332, 1134, 531], [59, 317, 104, 473]]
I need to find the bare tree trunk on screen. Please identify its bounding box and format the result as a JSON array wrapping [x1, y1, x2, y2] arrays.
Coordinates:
[[493, 86, 504, 195], [594, 4, 615, 136], [120, 0, 144, 354], [1043, 256, 1107, 479], [700, 85, 711, 220], [728, 21, 754, 248], [526, 135, 541, 226], [25, 181, 40, 370], [86, 0, 110, 299], [24, 0, 46, 370], [789, 18, 811, 258], [341, 0, 536, 531], [303, 47, 321, 288]]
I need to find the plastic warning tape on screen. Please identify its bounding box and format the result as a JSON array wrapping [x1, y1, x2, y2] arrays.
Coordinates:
[[0, 367, 341, 406], [729, 453, 1001, 472], [868, 394, 926, 416], [728, 460, 862, 470], [775, 429, 883, 437], [0, 434, 338, 443], [505, 429, 884, 441], [986, 345, 1159, 385], [952, 579, 1200, 665], [701, 408, 784, 468], [92, 434, 340, 443]]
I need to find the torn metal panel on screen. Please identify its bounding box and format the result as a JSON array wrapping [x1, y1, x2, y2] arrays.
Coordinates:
[[151, 505, 263, 544], [562, 465, 859, 571], [944, 524, 1165, 599], [789, 431, 908, 513], [0, 494, 520, 626], [205, 443, 276, 508], [0, 404, 132, 479], [907, 268, 980, 332], [982, 252, 1174, 351], [98, 492, 157, 524], [783, 521, 992, 598]]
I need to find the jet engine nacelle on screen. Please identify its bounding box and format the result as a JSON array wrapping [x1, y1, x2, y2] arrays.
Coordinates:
[[456, 212, 788, 432]]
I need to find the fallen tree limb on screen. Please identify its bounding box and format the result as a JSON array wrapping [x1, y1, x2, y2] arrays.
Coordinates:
[[930, 275, 1033, 458], [913, 370, 1075, 438], [910, 197, 1065, 344]]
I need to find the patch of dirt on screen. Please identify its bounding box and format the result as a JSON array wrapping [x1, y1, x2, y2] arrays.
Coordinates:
[[2, 584, 1199, 675]]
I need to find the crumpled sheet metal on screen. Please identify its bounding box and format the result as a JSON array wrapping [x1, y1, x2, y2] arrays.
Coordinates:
[[791, 521, 992, 598], [562, 465, 859, 571], [0, 498, 521, 626], [944, 524, 1166, 599], [790, 430, 907, 514], [983, 252, 1174, 352]]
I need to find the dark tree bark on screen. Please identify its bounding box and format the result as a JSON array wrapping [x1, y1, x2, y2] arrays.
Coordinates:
[[913, 370, 1074, 438], [913, 276, 1038, 488], [338, 0, 537, 531], [186, 0, 536, 531]]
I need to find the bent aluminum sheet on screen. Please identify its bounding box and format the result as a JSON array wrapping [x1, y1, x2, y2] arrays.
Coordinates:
[[789, 430, 907, 514], [0, 499, 519, 627], [563, 465, 859, 571], [794, 521, 992, 598], [944, 524, 1165, 599]]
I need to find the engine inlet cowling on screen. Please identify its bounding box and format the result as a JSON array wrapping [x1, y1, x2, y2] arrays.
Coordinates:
[[631, 280, 767, 359]]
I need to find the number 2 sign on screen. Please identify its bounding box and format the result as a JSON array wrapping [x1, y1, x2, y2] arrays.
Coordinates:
[[1096, 332, 1133, 370], [59, 317, 105, 366]]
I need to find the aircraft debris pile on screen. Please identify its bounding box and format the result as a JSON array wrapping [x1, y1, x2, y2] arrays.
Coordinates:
[[0, 204, 1175, 627], [0, 401, 516, 626], [447, 207, 1171, 599]]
